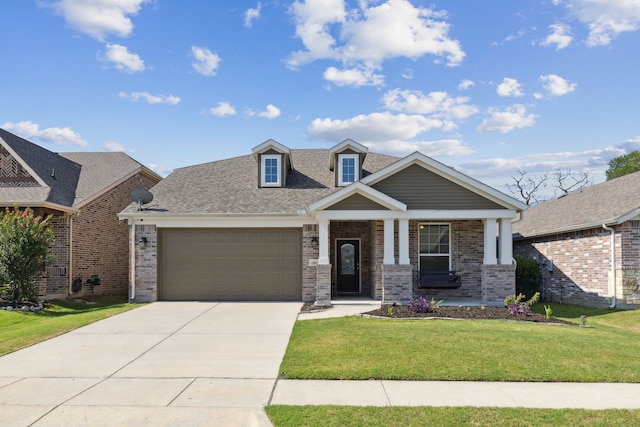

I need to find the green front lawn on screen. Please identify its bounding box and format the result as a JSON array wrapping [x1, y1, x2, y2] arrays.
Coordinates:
[[279, 303, 640, 382], [270, 304, 640, 426], [0, 297, 140, 356], [266, 406, 640, 427]]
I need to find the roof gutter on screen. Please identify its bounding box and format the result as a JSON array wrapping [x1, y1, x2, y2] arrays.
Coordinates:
[[602, 224, 617, 309]]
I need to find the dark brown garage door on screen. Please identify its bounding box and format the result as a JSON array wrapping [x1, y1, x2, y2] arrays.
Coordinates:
[[160, 228, 302, 301]]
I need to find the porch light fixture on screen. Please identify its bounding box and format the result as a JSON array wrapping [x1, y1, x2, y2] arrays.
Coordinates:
[[139, 237, 148, 249], [310, 237, 319, 248]]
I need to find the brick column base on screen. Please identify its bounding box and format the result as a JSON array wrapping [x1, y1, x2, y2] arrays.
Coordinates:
[[481, 264, 515, 303], [315, 264, 332, 307], [382, 264, 412, 304]]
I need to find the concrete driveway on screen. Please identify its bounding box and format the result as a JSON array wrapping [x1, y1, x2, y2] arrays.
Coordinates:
[[0, 301, 301, 427]]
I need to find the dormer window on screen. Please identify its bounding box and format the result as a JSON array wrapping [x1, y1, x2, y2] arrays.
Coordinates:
[[261, 154, 281, 187], [338, 154, 359, 186]]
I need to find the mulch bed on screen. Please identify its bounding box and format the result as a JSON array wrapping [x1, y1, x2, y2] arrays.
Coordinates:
[[365, 305, 576, 325], [300, 302, 576, 325]]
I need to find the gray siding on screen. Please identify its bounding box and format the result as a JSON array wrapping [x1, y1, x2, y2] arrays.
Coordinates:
[[326, 193, 391, 210], [372, 164, 503, 210]]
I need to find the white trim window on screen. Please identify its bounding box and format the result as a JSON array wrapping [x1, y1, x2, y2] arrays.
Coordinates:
[[419, 223, 451, 271], [338, 154, 359, 186], [261, 154, 281, 187]]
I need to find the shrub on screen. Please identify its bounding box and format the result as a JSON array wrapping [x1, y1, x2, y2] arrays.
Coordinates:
[[407, 296, 431, 314], [504, 292, 540, 318], [515, 256, 541, 299], [0, 207, 54, 305]]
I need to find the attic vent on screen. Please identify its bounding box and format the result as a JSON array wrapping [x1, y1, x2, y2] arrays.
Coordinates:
[[51, 168, 55, 178]]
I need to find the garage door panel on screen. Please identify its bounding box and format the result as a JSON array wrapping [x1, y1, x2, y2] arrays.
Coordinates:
[[160, 228, 301, 301]]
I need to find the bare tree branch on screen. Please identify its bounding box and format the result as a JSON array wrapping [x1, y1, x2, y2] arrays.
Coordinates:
[[552, 169, 592, 197], [506, 169, 548, 205]]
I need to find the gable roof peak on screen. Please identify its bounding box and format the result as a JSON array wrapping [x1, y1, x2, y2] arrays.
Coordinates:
[[329, 138, 369, 155], [251, 139, 290, 155]]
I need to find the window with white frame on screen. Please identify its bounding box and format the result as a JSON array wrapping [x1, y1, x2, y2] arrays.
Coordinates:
[[261, 154, 281, 187], [338, 154, 359, 186], [419, 223, 450, 271]]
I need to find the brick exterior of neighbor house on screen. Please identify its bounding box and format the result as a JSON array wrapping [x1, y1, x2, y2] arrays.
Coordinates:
[[512, 171, 640, 309], [0, 128, 162, 301], [514, 222, 640, 307]]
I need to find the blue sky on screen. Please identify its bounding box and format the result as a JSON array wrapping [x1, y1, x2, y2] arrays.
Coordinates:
[[2, 0, 639, 200]]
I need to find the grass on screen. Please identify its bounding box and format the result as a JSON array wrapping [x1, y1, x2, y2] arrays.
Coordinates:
[[269, 303, 640, 426], [266, 406, 640, 427], [0, 296, 140, 356], [279, 303, 640, 382]]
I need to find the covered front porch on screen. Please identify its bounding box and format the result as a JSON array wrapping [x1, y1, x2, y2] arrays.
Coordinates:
[[305, 214, 516, 307]]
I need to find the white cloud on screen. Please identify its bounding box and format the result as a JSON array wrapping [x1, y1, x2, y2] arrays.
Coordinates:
[[308, 112, 449, 142], [458, 79, 475, 90], [118, 91, 180, 104], [244, 3, 262, 28], [100, 43, 145, 73], [541, 23, 573, 49], [382, 89, 478, 120], [323, 66, 384, 87], [476, 105, 537, 133], [207, 102, 237, 117], [539, 74, 577, 96], [557, 0, 640, 46], [496, 77, 524, 97], [288, 0, 465, 86], [365, 138, 474, 157], [2, 120, 88, 146], [191, 46, 221, 76], [248, 104, 281, 119], [104, 141, 134, 152], [148, 163, 173, 177], [46, 0, 151, 41]]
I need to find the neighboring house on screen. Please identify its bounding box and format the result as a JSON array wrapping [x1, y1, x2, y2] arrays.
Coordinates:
[[0, 128, 162, 300], [119, 139, 526, 305], [513, 171, 640, 309]]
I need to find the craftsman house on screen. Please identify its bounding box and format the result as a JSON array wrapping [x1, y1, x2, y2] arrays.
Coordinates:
[[513, 171, 640, 309], [0, 128, 161, 300], [119, 139, 526, 306]]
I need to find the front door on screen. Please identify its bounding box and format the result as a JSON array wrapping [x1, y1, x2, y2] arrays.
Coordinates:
[[336, 239, 360, 293]]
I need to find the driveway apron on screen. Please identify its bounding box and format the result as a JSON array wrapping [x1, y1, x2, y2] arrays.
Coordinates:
[[0, 301, 301, 427]]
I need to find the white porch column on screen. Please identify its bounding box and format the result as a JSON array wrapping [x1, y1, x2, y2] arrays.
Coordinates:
[[318, 219, 330, 265], [383, 219, 395, 264], [398, 219, 410, 265], [483, 218, 497, 265], [499, 219, 513, 265]]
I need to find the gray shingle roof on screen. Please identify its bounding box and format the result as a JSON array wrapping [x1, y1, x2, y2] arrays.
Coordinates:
[[0, 128, 158, 210], [0, 128, 81, 207], [513, 171, 640, 238], [123, 149, 400, 215]]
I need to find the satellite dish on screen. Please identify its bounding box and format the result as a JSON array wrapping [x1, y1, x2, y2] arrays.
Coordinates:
[[129, 189, 153, 211]]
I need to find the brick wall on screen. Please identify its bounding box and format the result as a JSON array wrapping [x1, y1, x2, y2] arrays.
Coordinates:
[[134, 224, 157, 302], [381, 264, 412, 303], [514, 222, 640, 308], [43, 215, 71, 298], [513, 227, 614, 306], [302, 224, 319, 301], [70, 173, 158, 299], [481, 264, 515, 301]]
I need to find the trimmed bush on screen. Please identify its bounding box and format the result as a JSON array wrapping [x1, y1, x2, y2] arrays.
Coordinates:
[[515, 256, 540, 299]]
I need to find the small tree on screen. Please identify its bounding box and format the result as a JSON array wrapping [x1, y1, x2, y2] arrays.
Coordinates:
[[606, 151, 640, 180], [514, 256, 540, 299], [0, 207, 54, 305]]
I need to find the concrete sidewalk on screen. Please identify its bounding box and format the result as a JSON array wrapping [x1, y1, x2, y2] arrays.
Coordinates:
[[271, 380, 640, 409]]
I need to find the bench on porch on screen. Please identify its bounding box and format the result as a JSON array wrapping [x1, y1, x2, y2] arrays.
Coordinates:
[[418, 270, 461, 289]]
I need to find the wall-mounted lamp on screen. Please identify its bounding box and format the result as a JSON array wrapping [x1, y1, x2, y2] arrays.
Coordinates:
[[310, 236, 319, 249], [139, 237, 148, 249]]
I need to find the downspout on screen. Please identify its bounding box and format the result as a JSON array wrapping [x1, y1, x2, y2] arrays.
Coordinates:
[[130, 220, 136, 303], [602, 224, 617, 308], [68, 214, 74, 295]]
